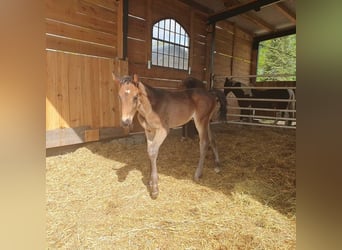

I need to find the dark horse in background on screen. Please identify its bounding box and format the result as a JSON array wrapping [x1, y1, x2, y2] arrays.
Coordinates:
[[224, 78, 295, 126], [181, 77, 227, 138]]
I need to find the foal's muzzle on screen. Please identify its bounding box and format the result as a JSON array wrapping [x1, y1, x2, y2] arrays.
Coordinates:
[[121, 118, 132, 127]]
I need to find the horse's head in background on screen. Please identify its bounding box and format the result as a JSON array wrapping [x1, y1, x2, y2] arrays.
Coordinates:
[[113, 73, 142, 127], [224, 78, 251, 97]]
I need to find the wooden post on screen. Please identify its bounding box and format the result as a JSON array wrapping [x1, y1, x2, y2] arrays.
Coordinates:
[[208, 23, 216, 89], [231, 24, 237, 77], [146, 0, 152, 70], [250, 41, 259, 84]]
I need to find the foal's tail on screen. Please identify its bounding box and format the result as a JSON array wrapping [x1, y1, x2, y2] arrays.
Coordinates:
[[210, 89, 227, 121]]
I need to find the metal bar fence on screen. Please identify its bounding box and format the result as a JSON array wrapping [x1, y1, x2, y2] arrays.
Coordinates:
[[218, 85, 297, 129]]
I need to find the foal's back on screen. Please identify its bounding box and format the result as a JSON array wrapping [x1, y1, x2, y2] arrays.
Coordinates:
[[149, 87, 216, 128]]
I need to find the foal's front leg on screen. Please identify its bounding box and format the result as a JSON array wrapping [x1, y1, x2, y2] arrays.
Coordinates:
[[145, 128, 168, 199]]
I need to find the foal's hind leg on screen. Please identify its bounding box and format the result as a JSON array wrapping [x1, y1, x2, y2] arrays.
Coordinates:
[[193, 117, 210, 181], [208, 125, 221, 173]]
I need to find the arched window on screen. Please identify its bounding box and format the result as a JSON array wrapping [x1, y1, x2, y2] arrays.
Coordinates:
[[151, 19, 189, 70]]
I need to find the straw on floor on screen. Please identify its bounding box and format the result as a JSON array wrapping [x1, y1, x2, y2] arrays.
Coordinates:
[[46, 123, 296, 249]]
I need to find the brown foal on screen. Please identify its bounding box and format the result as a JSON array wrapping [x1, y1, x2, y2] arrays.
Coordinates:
[[113, 74, 226, 199]]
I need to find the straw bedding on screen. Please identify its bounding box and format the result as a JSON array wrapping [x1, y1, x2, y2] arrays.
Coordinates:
[[46, 124, 296, 249]]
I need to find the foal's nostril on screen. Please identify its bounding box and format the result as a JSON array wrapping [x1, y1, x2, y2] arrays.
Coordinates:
[[121, 119, 131, 127]]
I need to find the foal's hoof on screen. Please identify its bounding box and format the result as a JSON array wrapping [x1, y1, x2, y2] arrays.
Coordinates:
[[214, 167, 221, 173], [150, 190, 159, 199], [194, 174, 202, 182]]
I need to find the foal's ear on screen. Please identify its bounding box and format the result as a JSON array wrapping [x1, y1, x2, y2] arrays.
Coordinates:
[[112, 72, 120, 84], [133, 74, 139, 83]]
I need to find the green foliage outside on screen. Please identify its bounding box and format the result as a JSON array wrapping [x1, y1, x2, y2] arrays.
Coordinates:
[[257, 34, 296, 82]]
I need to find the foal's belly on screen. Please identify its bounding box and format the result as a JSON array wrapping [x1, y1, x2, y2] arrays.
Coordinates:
[[167, 106, 195, 128]]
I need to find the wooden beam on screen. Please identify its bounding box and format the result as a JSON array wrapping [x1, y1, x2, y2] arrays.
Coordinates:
[[122, 0, 128, 59], [225, 0, 274, 31], [274, 2, 296, 23], [178, 0, 214, 14], [253, 26, 296, 44], [208, 0, 280, 24], [46, 126, 126, 148], [242, 12, 274, 31]]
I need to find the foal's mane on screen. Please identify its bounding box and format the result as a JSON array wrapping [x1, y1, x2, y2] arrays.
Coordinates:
[[119, 75, 135, 85]]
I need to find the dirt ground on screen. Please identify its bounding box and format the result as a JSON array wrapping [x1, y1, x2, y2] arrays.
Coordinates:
[[46, 123, 296, 249]]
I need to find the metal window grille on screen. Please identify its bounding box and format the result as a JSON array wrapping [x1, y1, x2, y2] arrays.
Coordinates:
[[151, 19, 189, 70]]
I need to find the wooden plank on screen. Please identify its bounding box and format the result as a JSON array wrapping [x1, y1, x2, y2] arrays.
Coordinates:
[[129, 63, 188, 80], [84, 129, 100, 142], [77, 0, 117, 23], [82, 56, 94, 126], [46, 52, 60, 130], [99, 59, 115, 127], [46, 126, 89, 148], [56, 52, 71, 128], [215, 29, 234, 42], [46, 18, 116, 47], [189, 10, 195, 71], [108, 61, 122, 127], [215, 39, 233, 56], [46, 126, 126, 148], [274, 2, 296, 24], [235, 28, 253, 42], [116, 0, 123, 58], [128, 0, 147, 19], [232, 59, 251, 79], [151, 0, 190, 30], [214, 54, 232, 76], [99, 127, 127, 139], [113, 58, 129, 76], [233, 40, 252, 62], [145, 0, 152, 62], [46, 34, 116, 58], [83, 0, 118, 11], [90, 58, 101, 128], [68, 54, 84, 127], [45, 0, 116, 34], [127, 38, 146, 64], [216, 20, 234, 33], [127, 16, 146, 40], [140, 78, 181, 89]]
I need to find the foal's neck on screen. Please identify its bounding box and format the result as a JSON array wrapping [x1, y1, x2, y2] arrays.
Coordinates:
[[137, 82, 159, 117]]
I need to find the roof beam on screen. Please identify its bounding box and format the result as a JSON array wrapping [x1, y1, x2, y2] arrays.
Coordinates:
[[208, 0, 281, 24], [225, 0, 274, 31], [253, 26, 296, 44], [242, 12, 274, 31], [274, 2, 296, 23], [178, 0, 214, 14]]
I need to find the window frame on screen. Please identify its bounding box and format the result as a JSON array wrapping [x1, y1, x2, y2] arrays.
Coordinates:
[[151, 18, 190, 70]]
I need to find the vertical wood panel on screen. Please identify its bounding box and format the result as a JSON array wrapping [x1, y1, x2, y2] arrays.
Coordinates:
[[46, 0, 128, 147], [46, 51, 121, 131], [46, 52, 60, 130], [214, 20, 253, 83], [57, 52, 71, 128], [68, 54, 83, 127], [82, 57, 93, 126], [99, 59, 111, 127]]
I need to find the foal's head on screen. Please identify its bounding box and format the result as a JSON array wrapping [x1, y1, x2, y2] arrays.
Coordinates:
[[113, 73, 141, 127]]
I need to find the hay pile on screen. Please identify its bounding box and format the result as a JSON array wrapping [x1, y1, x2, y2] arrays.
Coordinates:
[[46, 124, 296, 249]]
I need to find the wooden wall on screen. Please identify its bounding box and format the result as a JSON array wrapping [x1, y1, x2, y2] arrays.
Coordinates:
[[45, 0, 254, 147], [212, 20, 253, 89], [127, 0, 210, 88], [45, 0, 128, 148]]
